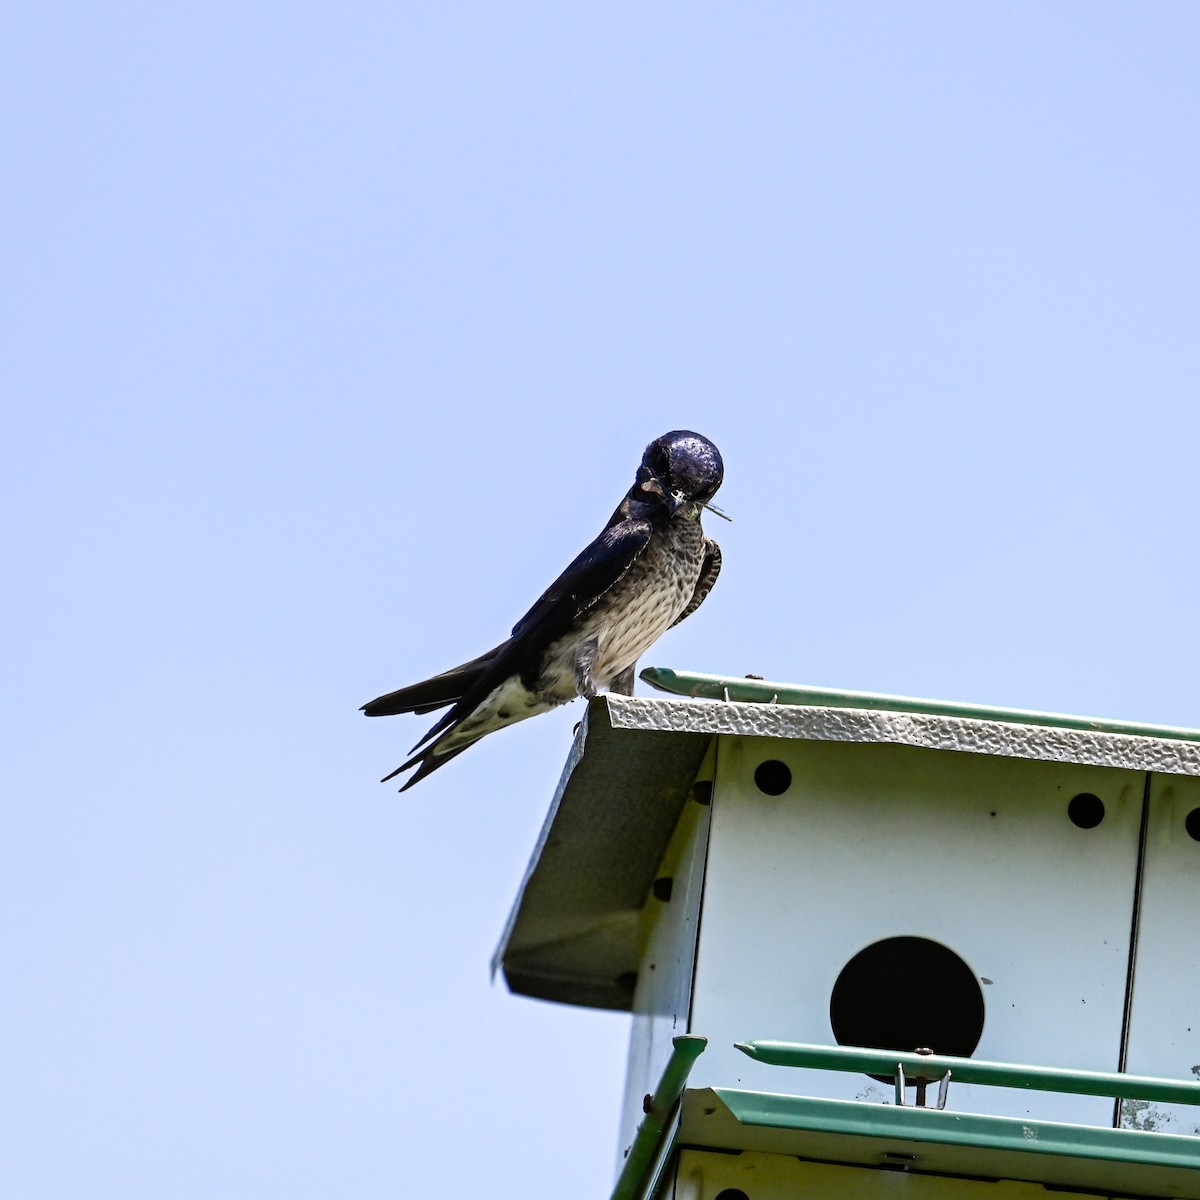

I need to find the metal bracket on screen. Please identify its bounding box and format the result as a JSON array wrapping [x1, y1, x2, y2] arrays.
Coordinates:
[[894, 1051, 952, 1109]]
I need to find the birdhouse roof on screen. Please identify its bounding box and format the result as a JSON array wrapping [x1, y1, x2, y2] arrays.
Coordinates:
[[494, 670, 1200, 1012]]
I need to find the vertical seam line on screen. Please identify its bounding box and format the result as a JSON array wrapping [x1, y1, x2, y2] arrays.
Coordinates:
[[1113, 770, 1153, 1127], [685, 736, 718, 1039]]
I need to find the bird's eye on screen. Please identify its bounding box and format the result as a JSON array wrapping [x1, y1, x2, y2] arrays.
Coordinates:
[[640, 477, 665, 498]]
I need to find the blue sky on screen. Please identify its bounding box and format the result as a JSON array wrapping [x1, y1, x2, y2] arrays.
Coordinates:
[[4, 3, 1199, 1196]]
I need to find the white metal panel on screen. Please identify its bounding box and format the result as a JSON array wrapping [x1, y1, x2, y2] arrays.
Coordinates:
[[688, 736, 1143, 1125], [1120, 773, 1200, 1134], [498, 691, 1200, 1013], [616, 795, 711, 1169], [672, 1148, 1096, 1200]]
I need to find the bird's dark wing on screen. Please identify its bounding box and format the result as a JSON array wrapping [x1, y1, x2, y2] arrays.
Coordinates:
[[406, 517, 655, 756], [510, 517, 655, 644], [671, 537, 721, 627]]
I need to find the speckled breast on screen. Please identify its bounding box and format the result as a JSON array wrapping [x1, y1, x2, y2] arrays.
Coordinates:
[[586, 518, 707, 685]]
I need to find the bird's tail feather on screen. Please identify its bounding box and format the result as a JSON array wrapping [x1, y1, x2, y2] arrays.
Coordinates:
[[360, 646, 502, 718], [364, 638, 521, 788], [381, 738, 474, 790]]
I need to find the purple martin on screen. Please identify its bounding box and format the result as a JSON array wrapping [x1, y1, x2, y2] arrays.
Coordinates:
[[362, 430, 726, 790]]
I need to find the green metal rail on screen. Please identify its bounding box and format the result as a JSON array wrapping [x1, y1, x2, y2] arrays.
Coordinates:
[[711, 1090, 1200, 1177], [640, 667, 1200, 744], [610, 1035, 707, 1200], [608, 1039, 1200, 1198], [737, 1040, 1200, 1106]]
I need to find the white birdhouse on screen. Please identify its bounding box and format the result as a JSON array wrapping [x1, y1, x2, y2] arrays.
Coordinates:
[[495, 671, 1200, 1199]]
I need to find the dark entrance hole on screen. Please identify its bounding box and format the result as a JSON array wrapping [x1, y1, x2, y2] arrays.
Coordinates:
[[1185, 808, 1200, 842], [753, 759, 792, 795], [1068, 793, 1105, 829], [830, 936, 985, 1079]]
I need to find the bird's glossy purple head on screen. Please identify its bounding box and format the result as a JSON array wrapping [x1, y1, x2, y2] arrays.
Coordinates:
[[637, 430, 724, 510]]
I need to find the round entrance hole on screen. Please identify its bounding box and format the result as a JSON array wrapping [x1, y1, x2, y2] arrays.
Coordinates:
[[1068, 793, 1105, 829], [830, 936, 985, 1071], [753, 759, 792, 795]]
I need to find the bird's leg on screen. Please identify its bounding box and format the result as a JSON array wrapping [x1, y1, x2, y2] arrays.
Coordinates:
[[610, 664, 637, 696], [574, 637, 600, 698]]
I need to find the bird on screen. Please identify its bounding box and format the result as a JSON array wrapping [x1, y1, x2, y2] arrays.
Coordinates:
[[362, 429, 727, 790]]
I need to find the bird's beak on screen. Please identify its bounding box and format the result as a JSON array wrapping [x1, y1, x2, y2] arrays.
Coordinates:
[[668, 489, 687, 515]]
